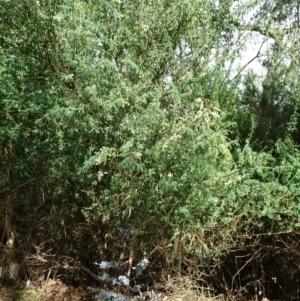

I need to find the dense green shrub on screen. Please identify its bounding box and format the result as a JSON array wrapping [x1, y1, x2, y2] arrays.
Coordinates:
[[1, 0, 300, 299]]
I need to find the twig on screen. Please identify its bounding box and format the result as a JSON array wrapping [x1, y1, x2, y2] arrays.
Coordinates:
[[35, 268, 51, 301]]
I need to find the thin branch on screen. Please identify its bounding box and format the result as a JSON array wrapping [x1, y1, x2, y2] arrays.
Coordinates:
[[230, 39, 266, 82]]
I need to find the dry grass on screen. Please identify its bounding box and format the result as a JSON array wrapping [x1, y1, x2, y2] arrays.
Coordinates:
[[163, 275, 226, 301], [0, 280, 96, 301]]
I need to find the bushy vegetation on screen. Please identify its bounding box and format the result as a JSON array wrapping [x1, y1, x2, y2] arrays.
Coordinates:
[[1, 0, 300, 299]]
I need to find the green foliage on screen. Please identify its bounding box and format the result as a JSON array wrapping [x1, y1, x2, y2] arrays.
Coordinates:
[[1, 0, 300, 299]]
